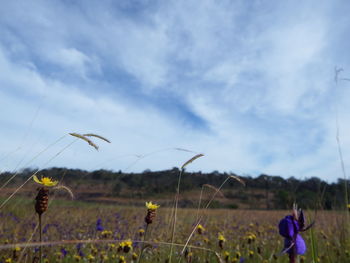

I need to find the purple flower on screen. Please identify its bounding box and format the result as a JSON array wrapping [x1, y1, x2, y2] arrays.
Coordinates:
[[279, 215, 306, 254], [61, 248, 68, 257], [278, 208, 314, 256], [96, 218, 104, 231]]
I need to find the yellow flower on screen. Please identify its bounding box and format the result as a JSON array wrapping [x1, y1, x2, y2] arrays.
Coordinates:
[[119, 255, 126, 263], [101, 230, 112, 237], [145, 201, 160, 210], [218, 233, 226, 242], [33, 175, 58, 187], [132, 252, 138, 260], [119, 239, 133, 253], [108, 243, 115, 248], [347, 204, 350, 209], [15, 246, 21, 251], [235, 252, 241, 259], [88, 254, 95, 260], [197, 224, 205, 234], [5, 259, 12, 263], [74, 254, 81, 261]]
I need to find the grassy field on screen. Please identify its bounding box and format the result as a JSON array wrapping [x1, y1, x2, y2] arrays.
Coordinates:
[[0, 198, 349, 263]]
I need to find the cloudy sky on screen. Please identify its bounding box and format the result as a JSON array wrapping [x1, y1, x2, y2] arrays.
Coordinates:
[[1, 0, 350, 181]]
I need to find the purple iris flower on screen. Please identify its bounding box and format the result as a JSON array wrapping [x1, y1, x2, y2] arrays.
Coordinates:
[[61, 248, 68, 257], [278, 215, 306, 255], [278, 207, 314, 261], [96, 218, 104, 231]]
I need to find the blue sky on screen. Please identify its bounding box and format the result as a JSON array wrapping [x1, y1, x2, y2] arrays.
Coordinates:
[[1, 0, 350, 181]]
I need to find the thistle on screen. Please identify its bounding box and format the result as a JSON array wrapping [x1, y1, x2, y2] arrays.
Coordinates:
[[145, 201, 160, 224], [138, 201, 160, 263], [33, 175, 58, 263], [278, 204, 314, 263]]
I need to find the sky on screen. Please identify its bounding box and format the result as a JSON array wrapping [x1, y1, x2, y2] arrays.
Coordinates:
[[1, 0, 350, 182]]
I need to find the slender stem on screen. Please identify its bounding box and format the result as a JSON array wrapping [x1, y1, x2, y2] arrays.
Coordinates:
[[137, 224, 149, 263], [169, 168, 183, 263], [289, 253, 295, 263], [196, 186, 204, 223], [39, 214, 42, 263]]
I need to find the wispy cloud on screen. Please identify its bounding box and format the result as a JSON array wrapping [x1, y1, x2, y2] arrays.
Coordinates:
[[0, 0, 350, 181]]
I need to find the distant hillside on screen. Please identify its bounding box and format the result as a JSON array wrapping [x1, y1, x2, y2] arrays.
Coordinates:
[[1, 167, 348, 210]]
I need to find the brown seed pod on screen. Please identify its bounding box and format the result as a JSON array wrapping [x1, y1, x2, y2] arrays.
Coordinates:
[[145, 209, 156, 224], [35, 187, 49, 215]]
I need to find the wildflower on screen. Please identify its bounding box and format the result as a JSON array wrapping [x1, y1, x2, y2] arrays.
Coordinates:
[[5, 258, 12, 263], [132, 252, 138, 260], [197, 224, 205, 234], [61, 248, 68, 257], [245, 233, 256, 244], [101, 230, 112, 238], [108, 243, 115, 249], [278, 204, 314, 262], [218, 233, 226, 249], [224, 251, 230, 262], [248, 250, 254, 257], [145, 201, 160, 224], [74, 254, 81, 262], [347, 204, 350, 209], [33, 175, 58, 187], [119, 255, 126, 263], [145, 201, 160, 210], [235, 251, 241, 259], [119, 240, 133, 253], [96, 218, 104, 231], [87, 254, 95, 261], [138, 228, 145, 237]]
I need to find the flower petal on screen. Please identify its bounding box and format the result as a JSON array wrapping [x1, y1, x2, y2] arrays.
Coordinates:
[[33, 175, 43, 185], [295, 234, 306, 255], [279, 215, 295, 238]]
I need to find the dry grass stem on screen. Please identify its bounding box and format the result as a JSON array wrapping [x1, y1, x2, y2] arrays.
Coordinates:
[[83, 133, 111, 143], [69, 133, 99, 150], [181, 154, 204, 169]]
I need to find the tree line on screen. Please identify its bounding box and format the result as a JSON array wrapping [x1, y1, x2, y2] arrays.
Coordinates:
[[2, 167, 349, 210]]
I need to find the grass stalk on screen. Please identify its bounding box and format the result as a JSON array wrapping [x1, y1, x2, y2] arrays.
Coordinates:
[[137, 224, 149, 263], [169, 168, 184, 263]]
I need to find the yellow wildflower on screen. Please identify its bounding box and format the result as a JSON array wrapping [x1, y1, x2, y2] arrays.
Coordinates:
[[347, 204, 350, 209], [235, 251, 241, 259], [33, 175, 58, 187], [5, 259, 12, 263], [145, 201, 160, 210], [197, 224, 205, 234], [74, 254, 81, 261], [218, 233, 226, 242], [139, 228, 145, 237], [15, 246, 21, 251], [132, 252, 138, 260], [101, 230, 112, 237], [119, 255, 126, 263], [119, 239, 132, 253]]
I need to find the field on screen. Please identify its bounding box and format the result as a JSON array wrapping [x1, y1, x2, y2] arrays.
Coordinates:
[[1, 198, 349, 263]]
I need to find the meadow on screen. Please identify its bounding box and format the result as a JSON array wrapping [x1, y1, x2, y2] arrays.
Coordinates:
[[0, 198, 349, 263], [0, 135, 349, 263]]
